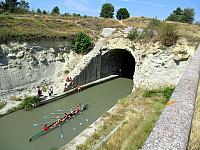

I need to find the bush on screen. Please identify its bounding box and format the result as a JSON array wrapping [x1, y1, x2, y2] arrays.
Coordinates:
[[143, 86, 174, 100], [64, 69, 69, 74], [158, 23, 179, 47], [20, 96, 41, 111], [128, 28, 147, 41], [162, 86, 175, 100], [72, 32, 93, 54], [100, 3, 114, 18], [147, 17, 162, 30], [116, 8, 130, 20]]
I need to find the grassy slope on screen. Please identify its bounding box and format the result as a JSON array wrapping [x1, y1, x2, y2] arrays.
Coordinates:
[[0, 14, 123, 42], [76, 87, 172, 150], [0, 14, 200, 43]]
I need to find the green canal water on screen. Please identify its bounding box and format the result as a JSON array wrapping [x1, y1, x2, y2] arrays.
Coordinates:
[[0, 78, 133, 150]]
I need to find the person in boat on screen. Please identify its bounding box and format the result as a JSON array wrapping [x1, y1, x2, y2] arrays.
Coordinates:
[[60, 113, 68, 122], [75, 105, 81, 114], [42, 124, 49, 131], [51, 116, 61, 128]]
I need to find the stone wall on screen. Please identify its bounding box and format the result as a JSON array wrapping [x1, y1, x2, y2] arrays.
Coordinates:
[[0, 41, 82, 100], [142, 44, 200, 150]]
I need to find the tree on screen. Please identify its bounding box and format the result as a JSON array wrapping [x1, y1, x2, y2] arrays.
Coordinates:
[[166, 7, 195, 24], [36, 8, 41, 14], [116, 8, 130, 20], [72, 32, 93, 54], [18, 0, 29, 10], [42, 9, 47, 15], [51, 6, 59, 14], [18, 0, 29, 12], [181, 8, 195, 24], [100, 3, 114, 18], [2, 0, 19, 13]]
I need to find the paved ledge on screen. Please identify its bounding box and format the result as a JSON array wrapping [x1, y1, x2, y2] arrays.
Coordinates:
[[142, 44, 200, 150], [38, 75, 119, 106]]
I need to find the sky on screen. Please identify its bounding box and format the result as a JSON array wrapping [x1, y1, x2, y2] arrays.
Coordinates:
[[27, 0, 200, 21]]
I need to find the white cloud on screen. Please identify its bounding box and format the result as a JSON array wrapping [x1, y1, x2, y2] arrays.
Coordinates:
[[120, 0, 165, 7]]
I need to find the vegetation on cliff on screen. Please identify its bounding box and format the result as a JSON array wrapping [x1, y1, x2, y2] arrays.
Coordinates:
[[20, 96, 41, 111], [72, 32, 93, 54]]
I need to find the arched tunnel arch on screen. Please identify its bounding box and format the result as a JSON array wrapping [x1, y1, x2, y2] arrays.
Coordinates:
[[100, 49, 136, 79]]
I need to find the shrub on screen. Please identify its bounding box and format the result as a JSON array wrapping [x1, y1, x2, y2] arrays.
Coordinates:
[[0, 101, 6, 109], [143, 89, 159, 97], [158, 23, 179, 46], [128, 28, 147, 41], [162, 86, 175, 100], [72, 32, 93, 54], [147, 17, 162, 30], [20, 96, 41, 111], [64, 69, 69, 74]]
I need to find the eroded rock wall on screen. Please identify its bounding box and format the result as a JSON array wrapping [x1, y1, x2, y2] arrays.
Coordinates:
[[0, 41, 82, 101]]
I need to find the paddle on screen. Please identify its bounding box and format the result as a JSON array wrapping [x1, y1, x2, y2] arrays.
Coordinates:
[[60, 125, 64, 138], [33, 120, 54, 127], [67, 119, 76, 131]]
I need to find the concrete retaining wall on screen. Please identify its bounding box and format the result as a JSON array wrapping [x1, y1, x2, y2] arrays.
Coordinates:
[[142, 44, 200, 150]]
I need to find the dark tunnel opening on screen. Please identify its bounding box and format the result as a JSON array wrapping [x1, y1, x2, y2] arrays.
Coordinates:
[[100, 49, 136, 79]]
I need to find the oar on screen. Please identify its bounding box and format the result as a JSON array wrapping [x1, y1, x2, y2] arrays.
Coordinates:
[[33, 120, 54, 127], [68, 119, 76, 131], [43, 116, 60, 119], [60, 125, 64, 138]]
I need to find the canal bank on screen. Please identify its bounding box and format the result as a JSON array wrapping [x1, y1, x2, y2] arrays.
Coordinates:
[[0, 78, 133, 150]]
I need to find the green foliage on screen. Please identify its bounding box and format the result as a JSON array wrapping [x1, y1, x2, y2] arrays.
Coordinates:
[[147, 17, 162, 30], [166, 7, 195, 24], [143, 86, 175, 100], [158, 23, 179, 47], [0, 101, 6, 109], [0, 0, 29, 13], [72, 32, 93, 54], [20, 96, 41, 111], [100, 3, 114, 18], [162, 86, 175, 100], [18, 0, 29, 13], [127, 28, 146, 41], [51, 6, 59, 14], [64, 69, 69, 74], [42, 9, 47, 15], [36, 8, 41, 14], [116, 8, 130, 20]]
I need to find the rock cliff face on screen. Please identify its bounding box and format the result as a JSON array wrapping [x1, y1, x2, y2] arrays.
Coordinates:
[[104, 29, 196, 89], [0, 41, 82, 113]]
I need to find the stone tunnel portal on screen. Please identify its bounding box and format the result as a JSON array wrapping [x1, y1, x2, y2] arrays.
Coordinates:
[[100, 49, 136, 79]]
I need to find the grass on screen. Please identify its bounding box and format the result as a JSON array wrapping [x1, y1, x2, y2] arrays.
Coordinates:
[[76, 86, 174, 150], [188, 83, 200, 150], [0, 14, 199, 45]]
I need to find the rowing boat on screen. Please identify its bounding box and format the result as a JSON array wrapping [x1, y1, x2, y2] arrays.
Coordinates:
[[29, 104, 88, 142]]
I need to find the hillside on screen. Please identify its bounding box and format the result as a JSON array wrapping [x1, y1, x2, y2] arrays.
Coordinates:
[[0, 13, 200, 44]]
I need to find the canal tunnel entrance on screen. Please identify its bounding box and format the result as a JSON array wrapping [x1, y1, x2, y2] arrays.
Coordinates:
[[101, 49, 136, 79]]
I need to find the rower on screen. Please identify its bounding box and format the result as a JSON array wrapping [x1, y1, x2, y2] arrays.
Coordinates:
[[42, 124, 49, 131]]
